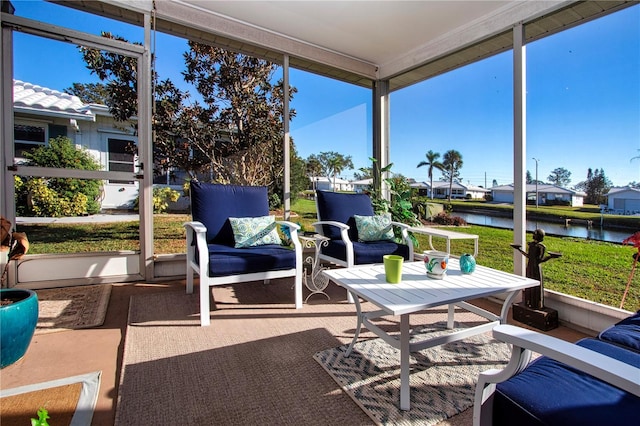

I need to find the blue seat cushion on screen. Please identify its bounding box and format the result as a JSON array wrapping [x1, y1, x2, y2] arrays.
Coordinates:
[[203, 244, 296, 277], [493, 337, 640, 426], [191, 182, 270, 245], [316, 191, 374, 241], [322, 240, 410, 264], [598, 310, 640, 352]]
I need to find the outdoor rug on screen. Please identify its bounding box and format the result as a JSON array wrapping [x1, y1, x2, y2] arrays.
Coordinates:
[[116, 284, 500, 425], [35, 284, 111, 334], [0, 371, 101, 426], [313, 323, 511, 425]]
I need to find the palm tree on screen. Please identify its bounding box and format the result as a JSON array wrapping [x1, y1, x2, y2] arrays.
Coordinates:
[[442, 149, 463, 202], [318, 151, 354, 191], [417, 150, 444, 200]]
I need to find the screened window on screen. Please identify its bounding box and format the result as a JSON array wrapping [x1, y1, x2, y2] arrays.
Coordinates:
[[108, 138, 135, 184]]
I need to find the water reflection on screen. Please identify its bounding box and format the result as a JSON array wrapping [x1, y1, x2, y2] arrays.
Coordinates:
[[454, 212, 633, 243]]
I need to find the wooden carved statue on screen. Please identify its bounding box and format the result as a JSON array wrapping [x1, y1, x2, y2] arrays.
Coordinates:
[[511, 229, 561, 310]]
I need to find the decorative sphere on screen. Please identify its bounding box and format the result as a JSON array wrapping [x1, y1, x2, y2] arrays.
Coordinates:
[[460, 253, 476, 274]]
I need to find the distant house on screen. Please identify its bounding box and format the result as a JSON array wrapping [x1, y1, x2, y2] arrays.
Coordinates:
[[424, 180, 491, 199], [13, 80, 139, 210], [351, 178, 372, 193], [310, 176, 353, 192], [606, 186, 640, 214], [410, 181, 430, 197], [491, 184, 585, 207]]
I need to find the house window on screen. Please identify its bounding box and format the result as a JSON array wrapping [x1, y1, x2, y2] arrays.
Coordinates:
[[108, 138, 135, 184], [14, 123, 46, 158], [14, 123, 68, 159]]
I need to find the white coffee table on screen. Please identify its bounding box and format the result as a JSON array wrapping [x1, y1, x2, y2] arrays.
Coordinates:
[[323, 259, 538, 411]]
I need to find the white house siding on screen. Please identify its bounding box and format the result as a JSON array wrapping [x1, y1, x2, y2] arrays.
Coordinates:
[[607, 187, 640, 214], [492, 190, 514, 203], [311, 177, 353, 192]]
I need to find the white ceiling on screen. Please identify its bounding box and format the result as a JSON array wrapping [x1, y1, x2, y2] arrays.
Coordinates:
[[58, 0, 633, 89], [185, 1, 510, 67]]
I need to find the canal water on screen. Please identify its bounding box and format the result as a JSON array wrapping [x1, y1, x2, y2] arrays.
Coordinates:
[[454, 212, 636, 243]]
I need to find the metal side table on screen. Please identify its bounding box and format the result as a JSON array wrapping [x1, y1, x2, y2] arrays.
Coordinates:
[[298, 233, 331, 301]]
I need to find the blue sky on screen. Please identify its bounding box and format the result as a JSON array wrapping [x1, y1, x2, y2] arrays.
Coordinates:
[[10, 1, 640, 188]]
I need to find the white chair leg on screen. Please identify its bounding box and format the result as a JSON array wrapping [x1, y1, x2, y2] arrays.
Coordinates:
[[199, 281, 211, 327], [186, 262, 194, 294], [295, 272, 303, 309]]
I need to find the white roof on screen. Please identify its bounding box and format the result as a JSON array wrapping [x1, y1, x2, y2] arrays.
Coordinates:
[[13, 80, 106, 121], [492, 184, 585, 196], [607, 186, 640, 196]]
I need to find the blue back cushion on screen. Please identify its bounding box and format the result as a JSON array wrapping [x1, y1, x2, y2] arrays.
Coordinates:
[[190, 182, 269, 245], [316, 191, 374, 240], [599, 310, 640, 352]]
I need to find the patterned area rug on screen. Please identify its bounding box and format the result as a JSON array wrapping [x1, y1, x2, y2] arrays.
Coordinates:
[[35, 284, 112, 334], [313, 323, 511, 426]]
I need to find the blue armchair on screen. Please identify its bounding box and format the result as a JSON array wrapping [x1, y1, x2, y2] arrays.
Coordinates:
[[312, 190, 414, 302], [185, 182, 303, 326]]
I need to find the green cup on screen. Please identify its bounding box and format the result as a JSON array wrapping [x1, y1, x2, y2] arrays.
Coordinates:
[[383, 254, 404, 284]]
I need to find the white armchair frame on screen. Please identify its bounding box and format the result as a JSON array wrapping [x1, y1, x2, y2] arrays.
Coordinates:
[[473, 324, 640, 426], [185, 220, 303, 326]]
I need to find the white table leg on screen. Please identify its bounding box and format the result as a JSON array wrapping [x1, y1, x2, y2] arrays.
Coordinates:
[[345, 292, 363, 357], [500, 290, 521, 324], [400, 314, 411, 410], [447, 304, 455, 328]]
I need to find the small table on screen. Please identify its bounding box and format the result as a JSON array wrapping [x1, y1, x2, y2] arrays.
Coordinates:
[[298, 234, 331, 301], [410, 226, 479, 256], [323, 260, 538, 411]]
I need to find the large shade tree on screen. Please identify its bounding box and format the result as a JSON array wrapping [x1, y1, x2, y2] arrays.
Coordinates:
[[442, 149, 463, 202], [575, 168, 612, 205], [417, 150, 444, 200], [547, 167, 572, 187], [316, 151, 354, 191], [69, 33, 305, 203]]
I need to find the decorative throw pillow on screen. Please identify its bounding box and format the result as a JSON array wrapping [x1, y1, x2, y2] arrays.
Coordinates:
[[229, 215, 282, 248], [354, 213, 395, 242]]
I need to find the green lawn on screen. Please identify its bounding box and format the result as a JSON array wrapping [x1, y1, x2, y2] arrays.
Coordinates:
[[16, 198, 640, 311]]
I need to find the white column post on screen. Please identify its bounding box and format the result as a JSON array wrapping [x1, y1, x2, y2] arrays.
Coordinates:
[[513, 23, 527, 276], [373, 80, 390, 200], [283, 54, 291, 221], [139, 12, 154, 279]]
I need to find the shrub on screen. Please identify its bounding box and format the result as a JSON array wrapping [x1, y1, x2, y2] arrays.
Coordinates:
[[16, 137, 102, 217], [431, 211, 468, 226], [134, 186, 181, 213]]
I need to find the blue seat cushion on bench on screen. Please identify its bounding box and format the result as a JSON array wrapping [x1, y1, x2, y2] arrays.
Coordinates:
[[599, 311, 640, 352], [322, 240, 410, 264], [203, 244, 296, 277], [493, 337, 640, 426]]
